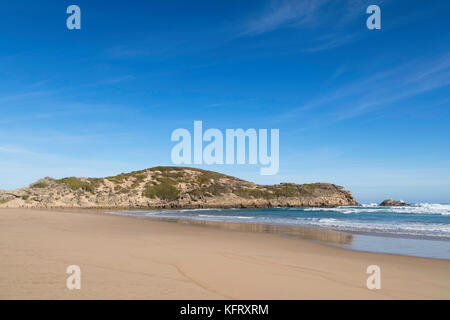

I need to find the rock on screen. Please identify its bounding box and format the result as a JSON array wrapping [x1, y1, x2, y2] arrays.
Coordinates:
[[379, 199, 407, 207]]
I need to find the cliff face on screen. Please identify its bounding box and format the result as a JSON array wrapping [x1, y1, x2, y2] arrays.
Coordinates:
[[0, 166, 357, 209]]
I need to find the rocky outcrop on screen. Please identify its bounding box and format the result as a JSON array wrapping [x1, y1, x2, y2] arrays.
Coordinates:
[[0, 166, 357, 209], [379, 199, 407, 207]]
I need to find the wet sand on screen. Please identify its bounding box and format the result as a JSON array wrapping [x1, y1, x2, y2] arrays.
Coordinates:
[[1, 208, 449, 299]]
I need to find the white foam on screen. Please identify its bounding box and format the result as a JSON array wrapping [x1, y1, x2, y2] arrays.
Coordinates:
[[294, 217, 450, 238], [305, 203, 450, 215], [108, 204, 450, 239]]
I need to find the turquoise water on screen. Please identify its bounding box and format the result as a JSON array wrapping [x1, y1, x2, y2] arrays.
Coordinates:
[[109, 203, 450, 259]]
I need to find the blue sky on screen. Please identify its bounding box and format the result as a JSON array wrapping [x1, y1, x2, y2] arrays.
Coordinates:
[[0, 0, 449, 203]]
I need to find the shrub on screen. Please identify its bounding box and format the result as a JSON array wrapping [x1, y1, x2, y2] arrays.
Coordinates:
[[106, 170, 148, 187], [155, 176, 176, 185], [88, 178, 103, 189], [56, 177, 93, 193], [197, 172, 224, 185], [188, 188, 205, 198], [150, 166, 184, 172], [234, 188, 272, 199], [271, 184, 300, 197], [143, 182, 179, 201], [106, 174, 127, 185], [298, 184, 316, 196], [130, 174, 146, 189], [206, 184, 229, 196], [164, 172, 184, 179], [31, 182, 48, 189], [187, 184, 229, 198]]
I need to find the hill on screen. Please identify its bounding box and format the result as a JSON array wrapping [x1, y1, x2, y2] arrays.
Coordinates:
[[0, 166, 357, 209]]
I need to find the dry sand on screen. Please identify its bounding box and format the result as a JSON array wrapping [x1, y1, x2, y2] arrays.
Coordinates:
[[0, 208, 449, 299]]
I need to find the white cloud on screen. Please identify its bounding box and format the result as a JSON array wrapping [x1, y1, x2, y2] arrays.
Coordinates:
[[277, 53, 450, 122], [243, 0, 329, 35]]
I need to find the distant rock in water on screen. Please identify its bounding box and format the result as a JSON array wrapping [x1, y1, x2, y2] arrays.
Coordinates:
[[0, 166, 357, 209], [379, 199, 407, 207]]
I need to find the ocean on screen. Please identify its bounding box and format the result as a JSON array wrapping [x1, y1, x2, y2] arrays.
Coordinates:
[[109, 203, 450, 260]]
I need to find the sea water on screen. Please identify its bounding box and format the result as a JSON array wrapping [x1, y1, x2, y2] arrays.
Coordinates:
[[109, 203, 450, 260]]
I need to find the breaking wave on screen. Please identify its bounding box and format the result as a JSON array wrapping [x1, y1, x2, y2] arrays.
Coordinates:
[[109, 203, 450, 239]]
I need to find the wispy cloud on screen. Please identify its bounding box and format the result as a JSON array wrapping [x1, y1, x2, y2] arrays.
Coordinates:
[[0, 145, 29, 154], [28, 78, 53, 88], [237, 0, 363, 54], [0, 90, 52, 103], [86, 75, 135, 87], [107, 45, 150, 58], [204, 98, 257, 108], [336, 56, 450, 120], [277, 53, 450, 123], [0, 144, 125, 166], [242, 0, 329, 35], [239, 0, 392, 52], [0, 144, 130, 189], [106, 39, 190, 59], [330, 65, 347, 80], [301, 32, 359, 53]]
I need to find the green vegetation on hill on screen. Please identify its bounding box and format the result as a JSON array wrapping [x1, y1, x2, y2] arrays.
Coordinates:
[[143, 181, 179, 201], [142, 174, 179, 201], [55, 177, 94, 193], [106, 169, 147, 185], [188, 184, 230, 198], [233, 183, 319, 199], [234, 188, 272, 199], [271, 184, 300, 197], [130, 174, 146, 189], [31, 182, 48, 189], [0, 166, 356, 208], [106, 174, 127, 185], [88, 178, 104, 189], [39, 167, 331, 204], [155, 176, 176, 185], [197, 171, 225, 185], [150, 166, 185, 172]]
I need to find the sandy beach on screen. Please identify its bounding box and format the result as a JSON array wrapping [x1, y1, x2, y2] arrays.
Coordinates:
[[1, 208, 449, 299]]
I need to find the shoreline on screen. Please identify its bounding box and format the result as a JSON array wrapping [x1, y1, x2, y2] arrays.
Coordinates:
[[107, 208, 450, 241], [1, 208, 449, 299], [105, 207, 450, 259], [106, 210, 450, 260], [106, 212, 355, 245]]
